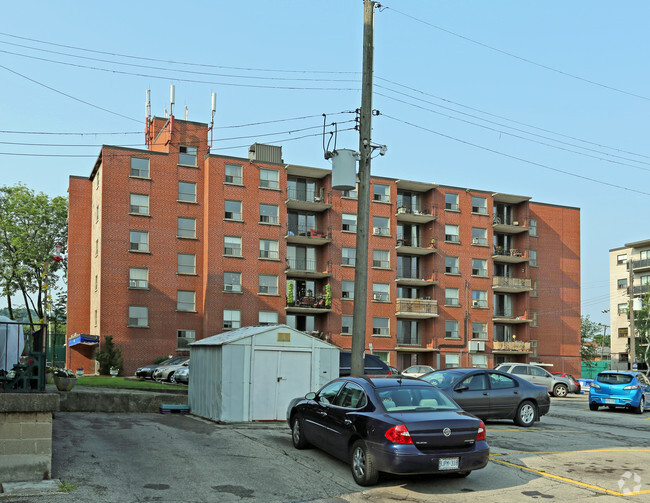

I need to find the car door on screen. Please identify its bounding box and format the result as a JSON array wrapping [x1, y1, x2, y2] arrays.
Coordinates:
[[300, 380, 345, 448], [449, 372, 491, 418], [486, 372, 521, 418], [637, 373, 650, 402], [528, 366, 553, 392]]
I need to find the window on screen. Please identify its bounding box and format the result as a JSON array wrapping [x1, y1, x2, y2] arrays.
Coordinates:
[[529, 218, 537, 237], [472, 259, 488, 277], [342, 247, 356, 266], [179, 145, 197, 166], [178, 253, 196, 274], [471, 227, 487, 246], [445, 224, 459, 243], [489, 372, 516, 389], [372, 317, 390, 336], [397, 320, 419, 345], [224, 272, 242, 292], [177, 291, 195, 312], [260, 204, 279, 224], [225, 163, 243, 184], [95, 239, 99, 256], [531, 310, 538, 327], [445, 353, 459, 368], [529, 249, 537, 267], [372, 283, 389, 302], [128, 306, 148, 327], [372, 183, 390, 202], [223, 309, 241, 329], [342, 213, 357, 232], [178, 181, 197, 202], [224, 200, 242, 220], [372, 216, 389, 236], [342, 185, 358, 199], [341, 315, 353, 334], [177, 329, 195, 349], [618, 303, 628, 315], [130, 157, 150, 178], [372, 249, 390, 268], [178, 217, 196, 238], [260, 168, 279, 189], [95, 204, 99, 222], [259, 239, 279, 259], [259, 274, 278, 295], [445, 192, 459, 211], [129, 268, 148, 289], [259, 311, 278, 326], [617, 278, 627, 289], [472, 322, 488, 339], [617, 254, 627, 264], [531, 280, 538, 297], [445, 256, 459, 274], [129, 231, 149, 252], [129, 194, 149, 215], [94, 275, 98, 291], [94, 309, 97, 327], [336, 383, 367, 409], [342, 280, 355, 299], [471, 196, 487, 214], [618, 327, 628, 338], [445, 288, 459, 306], [471, 354, 488, 368], [445, 320, 459, 339], [224, 236, 242, 256], [472, 290, 488, 308]]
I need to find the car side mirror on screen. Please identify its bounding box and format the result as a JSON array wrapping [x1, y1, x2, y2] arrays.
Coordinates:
[[455, 384, 469, 392], [305, 392, 316, 400]]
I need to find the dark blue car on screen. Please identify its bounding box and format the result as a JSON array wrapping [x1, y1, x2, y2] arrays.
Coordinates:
[[287, 376, 489, 486], [589, 371, 650, 414]]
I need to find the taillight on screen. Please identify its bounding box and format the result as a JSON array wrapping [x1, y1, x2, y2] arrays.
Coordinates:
[[476, 420, 486, 441], [385, 424, 413, 444], [623, 385, 640, 390]]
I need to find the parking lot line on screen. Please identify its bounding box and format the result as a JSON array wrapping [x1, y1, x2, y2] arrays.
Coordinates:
[[487, 429, 582, 433], [491, 448, 650, 456]]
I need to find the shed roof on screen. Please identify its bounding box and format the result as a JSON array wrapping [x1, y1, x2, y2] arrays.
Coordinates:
[[190, 324, 338, 348]]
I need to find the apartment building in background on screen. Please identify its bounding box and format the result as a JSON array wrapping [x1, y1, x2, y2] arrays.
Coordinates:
[[66, 116, 581, 376], [608, 239, 650, 369]]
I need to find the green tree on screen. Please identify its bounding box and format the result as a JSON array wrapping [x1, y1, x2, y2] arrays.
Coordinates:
[[94, 335, 124, 375], [632, 293, 650, 369], [581, 315, 600, 368]]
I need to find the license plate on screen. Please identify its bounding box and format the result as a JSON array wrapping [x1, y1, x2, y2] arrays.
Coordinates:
[[438, 457, 460, 470], [605, 398, 616, 404]]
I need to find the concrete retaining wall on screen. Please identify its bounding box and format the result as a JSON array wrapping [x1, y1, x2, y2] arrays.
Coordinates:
[[56, 387, 188, 413]]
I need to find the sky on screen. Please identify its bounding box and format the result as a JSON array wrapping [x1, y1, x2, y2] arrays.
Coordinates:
[[2, 1, 649, 328]]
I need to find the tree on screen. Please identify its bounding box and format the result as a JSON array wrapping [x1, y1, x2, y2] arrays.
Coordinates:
[[632, 293, 650, 370], [94, 335, 124, 375], [581, 315, 600, 368]]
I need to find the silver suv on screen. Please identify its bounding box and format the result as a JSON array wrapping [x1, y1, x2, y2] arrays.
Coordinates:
[[495, 363, 574, 397]]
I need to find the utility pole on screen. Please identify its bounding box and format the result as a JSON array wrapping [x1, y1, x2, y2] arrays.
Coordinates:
[[629, 261, 636, 370], [351, 0, 376, 377]]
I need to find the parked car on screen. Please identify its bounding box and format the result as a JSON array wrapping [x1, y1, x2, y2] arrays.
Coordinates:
[[287, 376, 489, 485], [339, 352, 391, 376], [420, 368, 550, 427], [551, 372, 581, 394], [173, 363, 189, 384], [135, 356, 187, 379], [152, 359, 189, 383], [495, 363, 574, 397], [588, 371, 650, 414], [388, 366, 401, 375], [401, 365, 436, 378]]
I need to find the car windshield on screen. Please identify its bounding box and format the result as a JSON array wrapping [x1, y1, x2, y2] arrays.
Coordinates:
[[376, 386, 458, 412], [420, 370, 464, 388], [597, 373, 633, 385]]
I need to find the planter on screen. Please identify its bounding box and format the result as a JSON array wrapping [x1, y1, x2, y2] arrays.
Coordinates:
[[109, 368, 119, 377], [45, 372, 54, 385], [54, 375, 77, 392]]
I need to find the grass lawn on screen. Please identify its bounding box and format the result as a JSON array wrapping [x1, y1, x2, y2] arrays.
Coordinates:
[[76, 375, 186, 390]]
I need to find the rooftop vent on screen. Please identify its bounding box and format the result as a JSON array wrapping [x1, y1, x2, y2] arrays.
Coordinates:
[[249, 143, 283, 164]]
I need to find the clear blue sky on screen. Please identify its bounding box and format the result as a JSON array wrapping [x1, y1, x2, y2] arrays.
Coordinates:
[[2, 1, 649, 328]]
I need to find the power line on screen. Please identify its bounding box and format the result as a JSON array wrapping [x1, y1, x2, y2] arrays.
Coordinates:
[[0, 130, 141, 135]]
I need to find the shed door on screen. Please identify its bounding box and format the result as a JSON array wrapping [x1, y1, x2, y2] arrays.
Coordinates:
[[252, 350, 311, 420]]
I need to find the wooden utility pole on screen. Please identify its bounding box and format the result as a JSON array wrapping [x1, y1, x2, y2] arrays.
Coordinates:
[[351, 0, 376, 377], [629, 261, 636, 369]]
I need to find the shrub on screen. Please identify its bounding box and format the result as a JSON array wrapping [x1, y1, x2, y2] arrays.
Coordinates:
[[94, 335, 124, 375]]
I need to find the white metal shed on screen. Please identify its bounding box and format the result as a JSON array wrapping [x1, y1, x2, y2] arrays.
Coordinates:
[[188, 325, 339, 422]]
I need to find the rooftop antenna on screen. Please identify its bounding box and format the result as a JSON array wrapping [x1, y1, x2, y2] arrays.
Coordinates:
[[145, 89, 151, 147], [169, 84, 175, 139], [209, 92, 217, 150], [184, 105, 188, 121]]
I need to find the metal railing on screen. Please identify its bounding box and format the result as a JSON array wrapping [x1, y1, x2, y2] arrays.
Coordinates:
[[285, 258, 318, 271], [396, 298, 438, 315], [286, 186, 325, 203], [493, 341, 531, 352], [287, 225, 330, 238], [493, 277, 532, 289], [1, 321, 47, 393]]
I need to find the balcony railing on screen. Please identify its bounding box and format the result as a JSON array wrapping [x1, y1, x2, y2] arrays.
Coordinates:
[[396, 298, 438, 315], [493, 341, 532, 352], [286, 186, 325, 203], [493, 277, 532, 289], [287, 225, 330, 239], [633, 284, 650, 295], [396, 334, 421, 346], [632, 258, 650, 271], [396, 266, 422, 279], [493, 247, 526, 257], [285, 258, 317, 272]]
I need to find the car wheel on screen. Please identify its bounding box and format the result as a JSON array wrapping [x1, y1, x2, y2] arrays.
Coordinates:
[[291, 416, 309, 449], [553, 384, 568, 398], [351, 439, 379, 486], [514, 400, 536, 427], [169, 372, 176, 384], [634, 396, 645, 415], [589, 403, 599, 411]]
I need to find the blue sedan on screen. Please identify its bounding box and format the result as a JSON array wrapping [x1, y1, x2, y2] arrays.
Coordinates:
[[589, 371, 650, 414], [287, 376, 489, 486]]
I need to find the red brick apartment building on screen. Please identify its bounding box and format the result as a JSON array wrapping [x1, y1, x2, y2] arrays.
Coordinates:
[[66, 117, 581, 376]]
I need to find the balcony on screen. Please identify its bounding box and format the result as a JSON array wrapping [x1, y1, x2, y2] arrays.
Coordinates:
[[493, 217, 529, 235], [286, 187, 331, 212], [492, 341, 533, 354], [395, 206, 437, 224], [286, 226, 332, 245], [396, 298, 439, 319], [632, 257, 650, 272], [633, 284, 650, 295], [396, 238, 436, 256], [285, 258, 332, 279], [492, 247, 529, 264], [492, 309, 532, 324], [285, 295, 332, 314], [492, 276, 533, 293], [396, 268, 437, 287]]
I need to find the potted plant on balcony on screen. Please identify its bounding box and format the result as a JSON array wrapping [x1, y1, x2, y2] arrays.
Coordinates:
[[287, 282, 294, 305], [324, 284, 332, 308], [53, 368, 77, 391]]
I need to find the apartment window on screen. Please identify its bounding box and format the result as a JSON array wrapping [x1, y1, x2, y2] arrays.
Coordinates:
[[397, 320, 420, 345], [342, 280, 355, 299], [445, 320, 460, 339], [130, 157, 149, 178], [342, 185, 358, 199], [94, 309, 97, 327], [372, 183, 390, 202], [472, 354, 488, 368], [445, 353, 460, 368], [617, 254, 627, 264], [445, 288, 459, 306], [618, 303, 627, 315], [618, 327, 628, 338], [472, 290, 488, 308], [342, 247, 356, 266], [445, 192, 459, 211], [472, 322, 488, 339], [471, 227, 487, 246], [259, 239, 279, 259], [223, 309, 241, 329], [531, 280, 538, 297], [178, 217, 196, 238], [128, 306, 148, 327], [94, 275, 98, 291], [95, 239, 99, 256], [260, 204, 279, 224], [259, 274, 278, 295], [129, 194, 149, 215], [178, 181, 197, 202], [224, 236, 242, 256], [224, 200, 242, 220], [224, 272, 242, 293], [177, 329, 195, 349], [260, 168, 279, 189], [342, 213, 357, 232], [372, 249, 390, 268], [129, 231, 149, 252], [472, 259, 488, 277], [179, 145, 197, 166], [529, 218, 537, 237], [617, 278, 627, 289], [372, 283, 390, 302], [471, 196, 488, 215], [372, 317, 390, 336], [529, 249, 538, 267], [95, 204, 99, 222], [259, 311, 279, 326], [178, 253, 196, 275], [341, 315, 353, 334], [372, 216, 389, 236], [531, 310, 538, 327], [445, 256, 459, 274], [129, 267, 148, 289], [177, 290, 196, 312], [225, 163, 243, 184], [445, 224, 459, 243]]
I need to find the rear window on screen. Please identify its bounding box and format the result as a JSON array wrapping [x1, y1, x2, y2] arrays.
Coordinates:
[[376, 386, 457, 412], [420, 370, 464, 388], [597, 373, 633, 385]]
